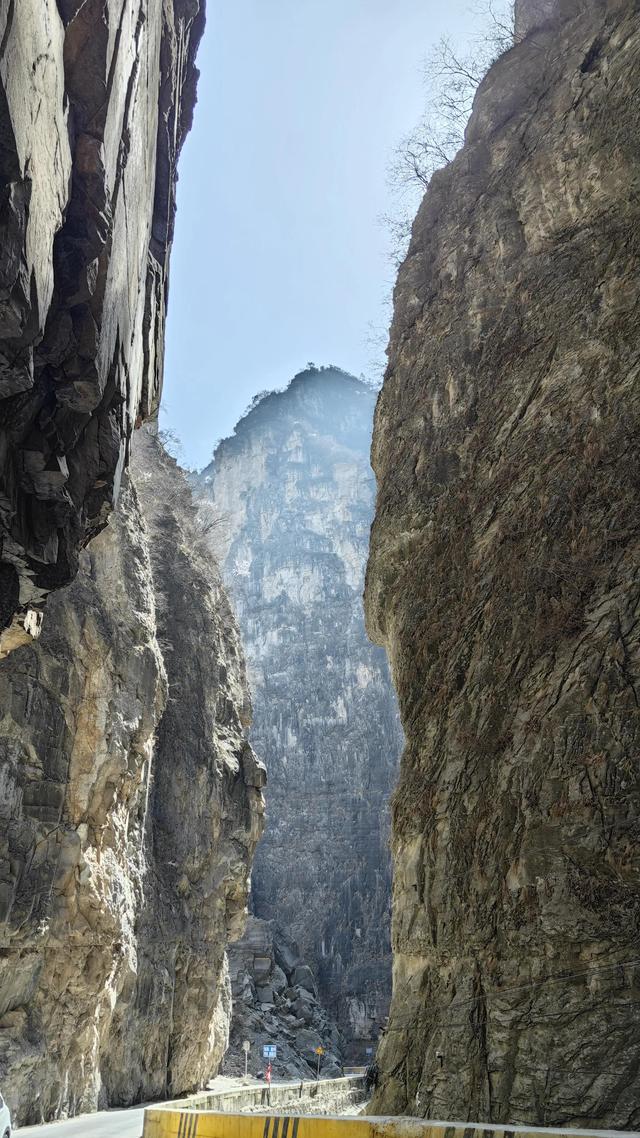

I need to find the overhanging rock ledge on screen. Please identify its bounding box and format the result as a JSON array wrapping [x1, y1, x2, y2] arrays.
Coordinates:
[[0, 0, 205, 653]]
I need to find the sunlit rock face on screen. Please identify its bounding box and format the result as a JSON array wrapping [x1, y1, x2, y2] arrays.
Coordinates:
[[365, 0, 640, 1126], [0, 430, 264, 1126], [200, 367, 403, 1057], [0, 1, 204, 652]]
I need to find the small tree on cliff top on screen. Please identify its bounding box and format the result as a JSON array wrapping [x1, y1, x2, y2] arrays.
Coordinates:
[[383, 1, 516, 265]]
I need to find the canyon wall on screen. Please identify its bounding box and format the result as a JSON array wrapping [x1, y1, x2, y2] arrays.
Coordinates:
[[0, 0, 203, 652], [200, 367, 403, 1057], [365, 0, 640, 1127], [0, 430, 264, 1126]]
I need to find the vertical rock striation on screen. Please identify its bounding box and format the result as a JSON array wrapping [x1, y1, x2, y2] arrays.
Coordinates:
[[200, 366, 403, 1057], [0, 430, 264, 1125], [0, 0, 204, 652], [365, 0, 640, 1127]]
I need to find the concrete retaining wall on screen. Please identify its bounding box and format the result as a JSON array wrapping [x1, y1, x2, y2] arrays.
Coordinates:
[[143, 1076, 365, 1136]]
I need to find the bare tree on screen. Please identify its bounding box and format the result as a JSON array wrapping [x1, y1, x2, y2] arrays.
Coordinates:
[[157, 426, 185, 464], [383, 1, 516, 266]]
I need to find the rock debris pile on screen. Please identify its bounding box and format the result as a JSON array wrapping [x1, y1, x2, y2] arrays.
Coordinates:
[[224, 917, 343, 1079]]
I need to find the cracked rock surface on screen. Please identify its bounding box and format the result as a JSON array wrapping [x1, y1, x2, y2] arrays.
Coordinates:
[[0, 0, 204, 653], [0, 429, 264, 1126], [365, 0, 640, 1126]]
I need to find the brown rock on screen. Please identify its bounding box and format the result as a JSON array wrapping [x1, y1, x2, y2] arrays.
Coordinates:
[[365, 0, 640, 1127]]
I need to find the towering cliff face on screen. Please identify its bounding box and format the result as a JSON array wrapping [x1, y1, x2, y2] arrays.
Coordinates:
[[201, 367, 402, 1055], [0, 430, 264, 1125], [365, 0, 640, 1127], [0, 1, 203, 653]]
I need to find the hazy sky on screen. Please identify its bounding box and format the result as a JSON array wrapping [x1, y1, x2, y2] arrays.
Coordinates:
[[162, 0, 487, 468]]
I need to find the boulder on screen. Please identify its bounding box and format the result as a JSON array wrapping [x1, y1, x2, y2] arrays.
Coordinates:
[[253, 956, 272, 982], [271, 964, 288, 994], [292, 965, 317, 995], [295, 1028, 324, 1065]]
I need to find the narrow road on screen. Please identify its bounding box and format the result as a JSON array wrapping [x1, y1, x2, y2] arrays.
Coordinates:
[[17, 1077, 263, 1137], [20, 1104, 146, 1138]]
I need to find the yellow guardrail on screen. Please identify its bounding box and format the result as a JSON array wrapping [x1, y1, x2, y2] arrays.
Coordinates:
[[143, 1109, 639, 1138], [143, 1075, 365, 1137]]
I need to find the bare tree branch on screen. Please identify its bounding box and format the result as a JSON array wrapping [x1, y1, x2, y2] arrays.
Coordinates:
[[383, 1, 515, 267]]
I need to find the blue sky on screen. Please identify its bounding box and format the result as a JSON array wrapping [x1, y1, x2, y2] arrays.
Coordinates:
[[162, 0, 489, 468]]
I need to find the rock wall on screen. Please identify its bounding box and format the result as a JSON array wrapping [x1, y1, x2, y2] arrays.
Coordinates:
[[0, 0, 204, 653], [200, 367, 403, 1057], [365, 0, 640, 1127], [0, 429, 264, 1126]]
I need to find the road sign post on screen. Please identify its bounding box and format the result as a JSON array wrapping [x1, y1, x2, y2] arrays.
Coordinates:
[[315, 1045, 324, 1080], [242, 1039, 250, 1078]]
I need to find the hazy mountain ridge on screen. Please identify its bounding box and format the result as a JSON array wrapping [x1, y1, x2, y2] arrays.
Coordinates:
[[198, 366, 403, 1059]]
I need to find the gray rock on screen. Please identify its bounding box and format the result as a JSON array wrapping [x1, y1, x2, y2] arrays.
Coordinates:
[[295, 1029, 324, 1064], [271, 965, 288, 994], [292, 966, 317, 995], [223, 916, 343, 1080], [365, 0, 640, 1127], [197, 365, 403, 1053], [273, 937, 300, 977], [0, 1, 204, 650], [292, 998, 316, 1027], [323, 1064, 344, 1080], [253, 957, 273, 982], [514, 0, 562, 36], [0, 431, 264, 1125]]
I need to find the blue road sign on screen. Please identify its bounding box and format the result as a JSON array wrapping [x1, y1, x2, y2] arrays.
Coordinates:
[[263, 1045, 277, 1059]]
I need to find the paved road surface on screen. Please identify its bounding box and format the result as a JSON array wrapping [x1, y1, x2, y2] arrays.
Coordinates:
[[16, 1075, 348, 1137], [16, 1077, 262, 1137], [20, 1104, 146, 1138]]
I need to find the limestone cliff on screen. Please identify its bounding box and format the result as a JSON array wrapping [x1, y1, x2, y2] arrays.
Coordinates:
[[0, 1, 203, 653], [0, 429, 264, 1126], [365, 0, 640, 1127], [199, 366, 403, 1058]]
